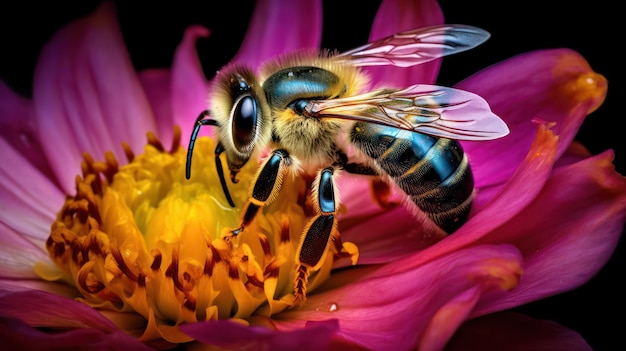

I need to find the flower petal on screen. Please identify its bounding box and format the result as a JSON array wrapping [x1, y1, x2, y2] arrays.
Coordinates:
[[138, 25, 211, 149], [339, 202, 446, 265], [0, 222, 49, 279], [170, 26, 211, 144], [275, 244, 523, 351], [555, 141, 593, 168], [33, 3, 156, 193], [375, 124, 624, 315], [472, 150, 626, 314], [458, 49, 607, 190], [0, 278, 79, 299], [0, 80, 57, 182], [138, 68, 172, 139], [232, 0, 322, 69], [0, 314, 154, 351], [418, 287, 482, 351], [0, 289, 119, 331], [470, 121, 558, 216], [365, 0, 445, 87], [447, 312, 592, 351], [181, 319, 341, 351], [0, 137, 63, 244]]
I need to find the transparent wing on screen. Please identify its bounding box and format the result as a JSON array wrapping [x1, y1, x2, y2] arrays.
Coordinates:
[[304, 84, 509, 141], [337, 24, 490, 67]]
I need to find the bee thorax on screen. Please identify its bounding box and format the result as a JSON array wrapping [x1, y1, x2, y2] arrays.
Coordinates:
[[272, 116, 342, 171]]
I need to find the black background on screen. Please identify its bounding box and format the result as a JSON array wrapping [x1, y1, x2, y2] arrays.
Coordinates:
[[0, 1, 622, 350]]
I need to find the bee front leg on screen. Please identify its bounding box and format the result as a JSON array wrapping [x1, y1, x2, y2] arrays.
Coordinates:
[[213, 142, 236, 207], [230, 149, 292, 237]]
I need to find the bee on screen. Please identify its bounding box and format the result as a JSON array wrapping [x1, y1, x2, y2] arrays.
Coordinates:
[[186, 24, 509, 303]]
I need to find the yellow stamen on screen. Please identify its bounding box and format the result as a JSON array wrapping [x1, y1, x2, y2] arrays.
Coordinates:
[[41, 127, 358, 343]]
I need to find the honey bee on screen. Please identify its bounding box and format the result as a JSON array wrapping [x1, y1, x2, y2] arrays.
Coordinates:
[[186, 24, 509, 303]]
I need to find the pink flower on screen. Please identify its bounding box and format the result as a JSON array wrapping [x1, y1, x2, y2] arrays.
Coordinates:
[[0, 1, 623, 350]]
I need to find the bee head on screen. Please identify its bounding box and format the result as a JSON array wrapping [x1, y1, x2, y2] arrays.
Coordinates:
[[210, 65, 272, 171]]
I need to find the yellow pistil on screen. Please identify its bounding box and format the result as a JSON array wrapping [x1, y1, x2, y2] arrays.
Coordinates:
[[41, 127, 356, 343]]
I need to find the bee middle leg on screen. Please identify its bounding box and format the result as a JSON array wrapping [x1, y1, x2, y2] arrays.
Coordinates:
[[293, 164, 358, 304], [296, 166, 340, 271], [231, 149, 292, 235]]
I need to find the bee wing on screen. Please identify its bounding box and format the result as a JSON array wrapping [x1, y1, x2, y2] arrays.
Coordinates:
[[338, 24, 490, 67], [304, 84, 509, 141]]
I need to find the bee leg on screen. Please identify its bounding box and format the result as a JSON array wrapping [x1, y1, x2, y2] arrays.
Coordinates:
[[293, 166, 340, 305], [186, 110, 218, 180], [186, 110, 236, 208], [344, 162, 377, 176], [213, 142, 236, 207], [369, 178, 401, 209], [231, 149, 292, 235], [344, 162, 400, 209]]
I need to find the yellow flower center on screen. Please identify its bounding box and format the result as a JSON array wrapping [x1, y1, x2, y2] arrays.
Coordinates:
[[41, 127, 357, 343]]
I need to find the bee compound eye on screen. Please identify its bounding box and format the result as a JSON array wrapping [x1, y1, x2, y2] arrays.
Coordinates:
[[231, 94, 258, 152]]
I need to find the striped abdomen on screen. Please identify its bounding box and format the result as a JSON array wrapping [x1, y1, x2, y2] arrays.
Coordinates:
[[350, 122, 474, 233]]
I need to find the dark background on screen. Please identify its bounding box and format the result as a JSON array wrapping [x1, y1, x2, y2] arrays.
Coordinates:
[[0, 1, 622, 350]]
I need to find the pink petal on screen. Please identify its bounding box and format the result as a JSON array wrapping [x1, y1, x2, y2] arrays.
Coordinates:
[[336, 176, 388, 219], [0, 137, 63, 243], [138, 26, 210, 150], [138, 68, 172, 140], [472, 150, 626, 315], [470, 121, 558, 215], [418, 287, 482, 351], [447, 312, 592, 351], [181, 319, 341, 351], [275, 244, 523, 350], [0, 80, 57, 183], [0, 278, 79, 299], [366, 123, 625, 314], [0, 314, 153, 351], [365, 0, 445, 87], [0, 222, 49, 279], [232, 0, 322, 69], [339, 202, 445, 265], [554, 141, 593, 169], [458, 49, 607, 191], [170, 26, 211, 144], [0, 289, 119, 331], [33, 3, 156, 193], [335, 175, 442, 265]]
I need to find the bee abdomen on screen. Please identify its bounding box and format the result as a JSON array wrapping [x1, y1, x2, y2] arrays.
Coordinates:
[[351, 123, 474, 233]]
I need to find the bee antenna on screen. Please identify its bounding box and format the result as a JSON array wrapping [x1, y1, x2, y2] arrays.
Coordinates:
[[214, 142, 236, 207], [186, 110, 219, 179]]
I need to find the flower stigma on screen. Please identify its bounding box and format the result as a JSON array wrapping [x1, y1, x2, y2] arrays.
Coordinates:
[[39, 127, 357, 342]]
